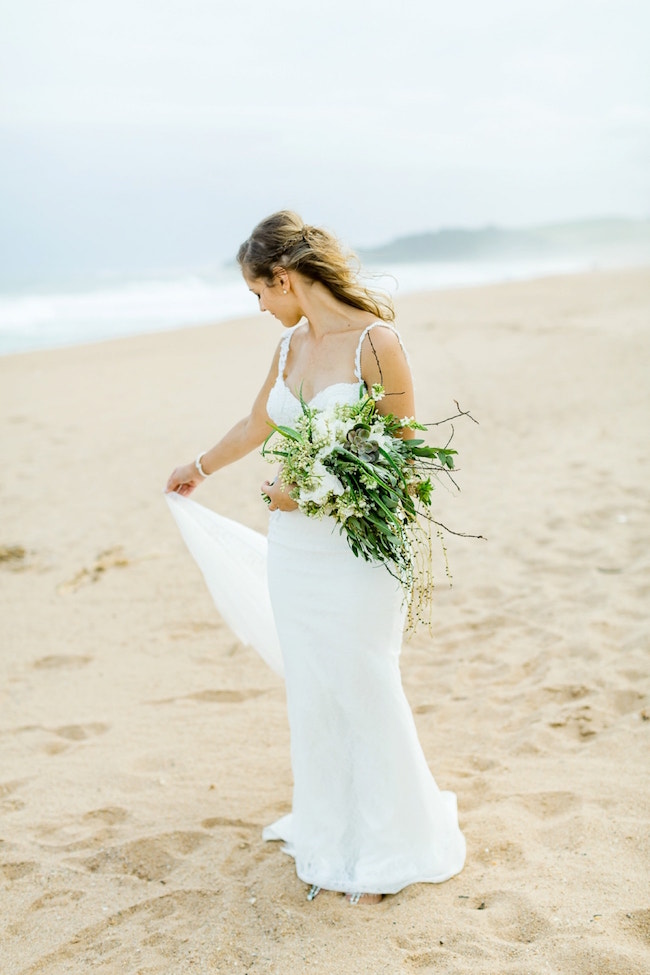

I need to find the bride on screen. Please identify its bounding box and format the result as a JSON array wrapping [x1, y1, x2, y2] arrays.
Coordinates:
[[165, 211, 466, 905]]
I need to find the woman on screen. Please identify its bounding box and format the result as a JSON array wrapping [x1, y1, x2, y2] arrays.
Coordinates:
[[166, 211, 465, 905]]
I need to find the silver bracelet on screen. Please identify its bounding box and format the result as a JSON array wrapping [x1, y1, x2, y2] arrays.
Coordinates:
[[195, 452, 210, 477]]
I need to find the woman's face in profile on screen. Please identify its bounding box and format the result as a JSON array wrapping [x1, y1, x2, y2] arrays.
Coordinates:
[[243, 271, 302, 328]]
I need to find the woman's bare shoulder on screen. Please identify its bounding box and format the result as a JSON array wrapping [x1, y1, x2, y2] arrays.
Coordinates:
[[359, 321, 404, 356]]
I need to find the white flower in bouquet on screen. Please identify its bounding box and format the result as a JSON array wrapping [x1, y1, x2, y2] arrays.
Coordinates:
[[300, 460, 345, 506]]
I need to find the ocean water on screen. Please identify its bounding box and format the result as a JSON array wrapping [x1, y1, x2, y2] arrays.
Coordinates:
[[0, 256, 596, 356]]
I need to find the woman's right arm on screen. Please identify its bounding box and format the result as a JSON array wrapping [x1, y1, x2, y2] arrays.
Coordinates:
[[165, 342, 282, 496]]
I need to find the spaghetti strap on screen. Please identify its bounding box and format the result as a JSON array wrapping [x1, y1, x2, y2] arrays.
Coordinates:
[[353, 322, 411, 382], [277, 326, 298, 380]]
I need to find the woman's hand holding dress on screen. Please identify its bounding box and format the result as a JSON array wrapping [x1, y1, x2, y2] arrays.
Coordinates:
[[165, 463, 205, 497]]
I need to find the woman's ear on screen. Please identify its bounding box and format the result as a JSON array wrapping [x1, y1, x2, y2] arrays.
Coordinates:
[[272, 265, 289, 292]]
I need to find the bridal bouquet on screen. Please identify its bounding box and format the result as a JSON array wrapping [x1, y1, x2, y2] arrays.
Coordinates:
[[262, 384, 469, 620]]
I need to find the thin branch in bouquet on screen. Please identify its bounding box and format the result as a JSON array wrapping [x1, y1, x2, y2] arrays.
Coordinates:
[[424, 401, 479, 427], [438, 425, 461, 491], [412, 404, 485, 540], [436, 461, 461, 493], [420, 511, 486, 541]]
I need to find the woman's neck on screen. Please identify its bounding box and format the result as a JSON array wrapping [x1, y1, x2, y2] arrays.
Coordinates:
[[292, 278, 371, 339]]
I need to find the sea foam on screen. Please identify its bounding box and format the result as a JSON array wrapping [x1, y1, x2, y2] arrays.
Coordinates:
[[0, 257, 594, 356]]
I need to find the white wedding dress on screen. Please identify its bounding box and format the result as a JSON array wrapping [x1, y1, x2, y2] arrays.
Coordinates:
[[166, 322, 465, 895]]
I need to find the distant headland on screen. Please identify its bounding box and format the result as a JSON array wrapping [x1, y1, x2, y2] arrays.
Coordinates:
[[358, 217, 650, 264]]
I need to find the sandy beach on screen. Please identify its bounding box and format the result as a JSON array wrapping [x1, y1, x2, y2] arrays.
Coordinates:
[[1, 265, 649, 974]]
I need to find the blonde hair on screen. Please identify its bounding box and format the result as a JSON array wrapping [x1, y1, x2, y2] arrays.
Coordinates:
[[237, 210, 395, 322]]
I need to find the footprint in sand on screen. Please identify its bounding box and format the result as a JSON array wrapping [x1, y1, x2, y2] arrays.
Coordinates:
[[0, 861, 37, 880], [51, 723, 109, 742], [542, 683, 592, 703], [32, 654, 92, 670], [81, 806, 129, 826], [514, 790, 581, 818], [34, 806, 129, 853], [611, 687, 646, 715], [459, 889, 552, 945], [0, 778, 29, 813], [540, 683, 611, 740], [548, 703, 609, 739], [0, 544, 26, 568], [394, 929, 497, 966], [167, 619, 222, 641], [7, 722, 109, 756], [201, 815, 258, 830], [24, 890, 220, 973], [619, 907, 650, 947], [30, 889, 85, 911], [186, 688, 267, 704], [149, 688, 268, 706], [42, 722, 109, 755], [79, 831, 210, 882], [57, 546, 131, 594]]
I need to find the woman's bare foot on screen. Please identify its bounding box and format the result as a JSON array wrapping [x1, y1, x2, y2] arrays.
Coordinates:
[[344, 892, 384, 905]]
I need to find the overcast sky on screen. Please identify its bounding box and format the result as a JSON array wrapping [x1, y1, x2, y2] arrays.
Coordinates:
[[1, 0, 649, 284]]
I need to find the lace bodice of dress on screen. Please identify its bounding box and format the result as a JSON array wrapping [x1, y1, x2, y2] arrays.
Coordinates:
[[266, 320, 407, 426]]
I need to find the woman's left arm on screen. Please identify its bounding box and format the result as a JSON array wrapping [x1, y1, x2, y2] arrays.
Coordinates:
[[359, 326, 416, 438]]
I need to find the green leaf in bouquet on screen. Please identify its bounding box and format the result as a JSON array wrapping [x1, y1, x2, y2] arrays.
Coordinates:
[[365, 512, 403, 542], [297, 382, 318, 417], [372, 494, 403, 530], [435, 448, 457, 469], [266, 447, 292, 459], [341, 473, 362, 501], [377, 446, 409, 485], [410, 444, 445, 458], [275, 424, 304, 442], [415, 478, 433, 505], [407, 443, 436, 458], [261, 426, 303, 459]]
